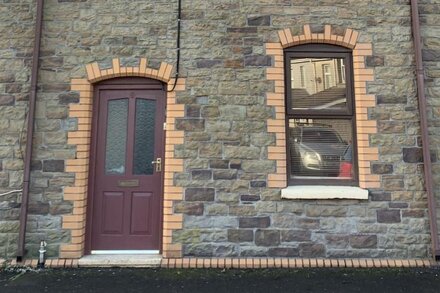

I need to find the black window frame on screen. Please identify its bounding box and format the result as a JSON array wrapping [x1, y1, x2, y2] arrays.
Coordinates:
[[284, 44, 358, 186]]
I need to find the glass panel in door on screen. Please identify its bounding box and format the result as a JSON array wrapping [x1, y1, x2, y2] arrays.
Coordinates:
[[133, 99, 157, 175], [105, 99, 129, 175]]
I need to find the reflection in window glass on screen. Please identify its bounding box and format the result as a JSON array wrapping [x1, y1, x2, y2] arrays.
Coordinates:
[[300, 66, 305, 88], [290, 58, 347, 110], [105, 99, 128, 175], [289, 119, 353, 180]]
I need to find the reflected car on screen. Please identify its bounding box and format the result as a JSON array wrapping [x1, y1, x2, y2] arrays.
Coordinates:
[[290, 126, 350, 177]]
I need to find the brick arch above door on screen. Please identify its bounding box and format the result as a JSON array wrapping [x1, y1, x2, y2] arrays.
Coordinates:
[[60, 58, 185, 259], [85, 58, 174, 83]]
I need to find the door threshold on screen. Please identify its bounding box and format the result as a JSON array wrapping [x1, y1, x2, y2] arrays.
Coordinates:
[[91, 250, 160, 255], [79, 254, 162, 268]]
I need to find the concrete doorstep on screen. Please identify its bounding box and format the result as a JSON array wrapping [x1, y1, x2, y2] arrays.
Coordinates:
[[78, 254, 162, 268]]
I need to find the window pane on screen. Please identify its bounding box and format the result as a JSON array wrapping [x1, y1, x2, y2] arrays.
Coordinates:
[[105, 99, 129, 175], [133, 99, 156, 175], [290, 58, 347, 110], [288, 119, 353, 180]]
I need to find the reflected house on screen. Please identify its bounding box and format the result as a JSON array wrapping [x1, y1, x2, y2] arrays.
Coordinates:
[[291, 58, 346, 110]]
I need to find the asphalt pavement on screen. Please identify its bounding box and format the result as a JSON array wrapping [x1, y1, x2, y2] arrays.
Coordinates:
[[1, 267, 440, 292]]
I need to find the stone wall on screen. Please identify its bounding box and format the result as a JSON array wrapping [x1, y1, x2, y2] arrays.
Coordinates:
[[0, 0, 34, 258], [419, 0, 440, 239], [0, 0, 436, 259], [172, 1, 431, 259]]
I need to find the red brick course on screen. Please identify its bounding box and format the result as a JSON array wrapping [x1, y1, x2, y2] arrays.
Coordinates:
[[6, 258, 436, 269]]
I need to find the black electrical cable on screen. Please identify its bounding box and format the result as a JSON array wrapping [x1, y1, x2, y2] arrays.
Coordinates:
[[168, 0, 181, 92]]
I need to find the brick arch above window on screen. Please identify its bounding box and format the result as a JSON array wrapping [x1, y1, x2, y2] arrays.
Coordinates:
[[265, 25, 380, 193], [277, 25, 359, 49]]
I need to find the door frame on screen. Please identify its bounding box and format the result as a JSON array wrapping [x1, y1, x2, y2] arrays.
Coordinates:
[[84, 77, 166, 255]]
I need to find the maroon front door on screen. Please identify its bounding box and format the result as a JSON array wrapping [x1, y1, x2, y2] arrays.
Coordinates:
[[89, 79, 165, 251]]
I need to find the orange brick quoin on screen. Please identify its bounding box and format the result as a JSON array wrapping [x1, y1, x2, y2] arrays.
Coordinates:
[[265, 25, 379, 189], [61, 58, 185, 259]]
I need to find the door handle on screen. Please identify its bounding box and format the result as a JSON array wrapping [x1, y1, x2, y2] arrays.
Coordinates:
[[151, 158, 162, 172]]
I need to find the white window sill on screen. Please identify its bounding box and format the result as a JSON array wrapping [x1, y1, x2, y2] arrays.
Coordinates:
[[281, 185, 368, 200]]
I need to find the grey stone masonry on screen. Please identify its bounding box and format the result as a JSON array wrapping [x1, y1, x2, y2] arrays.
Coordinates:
[[0, 0, 438, 259], [1, 0, 35, 258], [420, 1, 440, 245]]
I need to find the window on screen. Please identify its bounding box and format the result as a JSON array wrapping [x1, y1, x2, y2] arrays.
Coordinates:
[[285, 44, 357, 186]]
